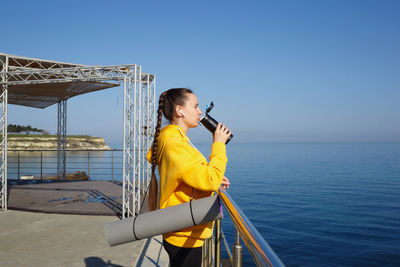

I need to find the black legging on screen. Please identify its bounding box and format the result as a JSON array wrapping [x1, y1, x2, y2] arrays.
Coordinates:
[[163, 239, 202, 267]]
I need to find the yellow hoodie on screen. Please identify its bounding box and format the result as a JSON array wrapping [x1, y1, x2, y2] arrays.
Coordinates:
[[146, 124, 228, 248]]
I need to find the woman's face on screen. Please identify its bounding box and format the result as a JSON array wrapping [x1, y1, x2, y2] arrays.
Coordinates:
[[180, 93, 202, 128]]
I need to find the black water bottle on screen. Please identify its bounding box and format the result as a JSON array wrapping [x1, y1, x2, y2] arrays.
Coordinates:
[[199, 102, 233, 144]]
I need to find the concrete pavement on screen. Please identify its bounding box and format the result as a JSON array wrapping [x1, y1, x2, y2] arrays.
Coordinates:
[[0, 210, 169, 267]]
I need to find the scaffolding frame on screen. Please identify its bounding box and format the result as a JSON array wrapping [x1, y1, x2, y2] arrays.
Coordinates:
[[0, 56, 8, 211], [57, 100, 67, 180], [122, 68, 156, 218], [0, 53, 156, 214]]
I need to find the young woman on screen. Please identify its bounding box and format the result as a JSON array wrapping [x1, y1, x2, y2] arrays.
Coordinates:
[[146, 88, 231, 267]]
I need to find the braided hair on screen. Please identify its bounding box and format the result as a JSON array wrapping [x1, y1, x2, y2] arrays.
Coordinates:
[[148, 88, 193, 211]]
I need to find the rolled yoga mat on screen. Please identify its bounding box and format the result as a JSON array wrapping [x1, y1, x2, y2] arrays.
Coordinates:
[[105, 194, 223, 246]]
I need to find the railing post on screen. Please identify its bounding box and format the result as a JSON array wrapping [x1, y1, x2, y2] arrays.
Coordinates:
[[17, 151, 20, 180], [203, 238, 213, 267], [214, 219, 221, 267], [40, 151, 43, 180], [111, 150, 114, 181], [203, 239, 208, 267], [233, 230, 243, 267], [87, 151, 90, 178], [208, 237, 213, 267]]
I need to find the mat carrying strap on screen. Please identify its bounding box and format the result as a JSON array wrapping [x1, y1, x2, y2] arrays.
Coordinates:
[[189, 187, 197, 225]]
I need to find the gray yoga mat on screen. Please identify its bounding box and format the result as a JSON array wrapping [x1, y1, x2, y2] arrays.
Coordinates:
[[105, 194, 222, 246]]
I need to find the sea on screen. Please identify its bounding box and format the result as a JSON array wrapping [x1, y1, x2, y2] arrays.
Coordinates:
[[213, 143, 400, 267], [7, 142, 400, 266]]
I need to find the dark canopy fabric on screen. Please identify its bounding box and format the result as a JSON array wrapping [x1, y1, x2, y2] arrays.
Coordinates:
[[1, 53, 119, 109], [8, 81, 119, 108]]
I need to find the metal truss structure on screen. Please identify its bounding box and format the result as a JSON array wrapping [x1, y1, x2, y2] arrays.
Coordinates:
[[0, 56, 8, 211], [0, 53, 156, 214], [57, 100, 67, 180], [122, 69, 156, 218]]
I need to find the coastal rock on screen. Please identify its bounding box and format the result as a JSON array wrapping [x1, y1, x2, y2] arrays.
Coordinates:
[[7, 135, 112, 150]]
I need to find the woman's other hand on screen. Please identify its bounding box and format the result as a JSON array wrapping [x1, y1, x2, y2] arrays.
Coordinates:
[[220, 176, 230, 190], [213, 122, 231, 144]]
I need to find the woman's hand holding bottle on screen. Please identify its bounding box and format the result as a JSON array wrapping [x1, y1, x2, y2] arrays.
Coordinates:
[[213, 122, 231, 144]]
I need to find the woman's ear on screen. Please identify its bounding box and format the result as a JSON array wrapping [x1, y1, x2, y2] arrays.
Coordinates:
[[175, 105, 184, 117]]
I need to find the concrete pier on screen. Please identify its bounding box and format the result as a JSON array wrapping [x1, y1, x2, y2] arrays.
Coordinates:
[[0, 210, 169, 267], [1, 180, 169, 266]]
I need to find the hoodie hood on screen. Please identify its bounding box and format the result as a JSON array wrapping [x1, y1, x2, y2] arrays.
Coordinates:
[[147, 124, 189, 165]]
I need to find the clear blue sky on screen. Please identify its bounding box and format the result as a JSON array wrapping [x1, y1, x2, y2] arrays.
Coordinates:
[[2, 0, 399, 145]]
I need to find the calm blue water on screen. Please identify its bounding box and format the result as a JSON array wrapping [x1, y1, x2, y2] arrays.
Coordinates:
[[8, 143, 400, 266], [197, 143, 400, 267]]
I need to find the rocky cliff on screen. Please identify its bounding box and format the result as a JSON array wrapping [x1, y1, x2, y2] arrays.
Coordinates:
[[8, 135, 111, 150]]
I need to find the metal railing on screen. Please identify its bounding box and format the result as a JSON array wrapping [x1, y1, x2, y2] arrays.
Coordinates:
[[204, 189, 285, 267], [7, 149, 123, 181]]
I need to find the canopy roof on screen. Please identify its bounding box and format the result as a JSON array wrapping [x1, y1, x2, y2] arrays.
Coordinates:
[[7, 81, 118, 108], [1, 53, 121, 108]]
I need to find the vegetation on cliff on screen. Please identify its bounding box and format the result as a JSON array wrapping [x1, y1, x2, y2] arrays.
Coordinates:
[[8, 124, 45, 134]]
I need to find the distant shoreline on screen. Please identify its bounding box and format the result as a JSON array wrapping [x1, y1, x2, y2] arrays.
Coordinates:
[[7, 134, 112, 151]]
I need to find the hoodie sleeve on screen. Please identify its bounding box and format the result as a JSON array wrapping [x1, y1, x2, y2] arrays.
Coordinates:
[[163, 137, 228, 192]]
